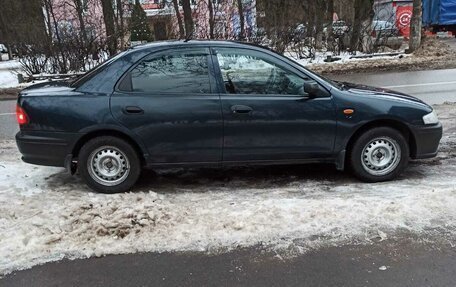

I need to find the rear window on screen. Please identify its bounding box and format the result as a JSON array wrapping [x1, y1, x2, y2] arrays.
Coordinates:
[[71, 51, 126, 88]]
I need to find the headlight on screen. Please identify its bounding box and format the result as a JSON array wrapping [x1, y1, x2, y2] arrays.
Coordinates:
[[422, 111, 439, 125]]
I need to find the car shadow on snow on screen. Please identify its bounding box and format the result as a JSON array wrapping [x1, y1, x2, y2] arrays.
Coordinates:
[[136, 163, 349, 191], [42, 159, 440, 194], [132, 160, 434, 194]]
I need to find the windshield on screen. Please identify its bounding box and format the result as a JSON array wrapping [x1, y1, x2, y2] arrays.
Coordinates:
[[71, 51, 127, 88]]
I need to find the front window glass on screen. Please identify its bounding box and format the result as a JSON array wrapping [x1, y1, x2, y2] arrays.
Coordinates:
[[216, 49, 308, 95]]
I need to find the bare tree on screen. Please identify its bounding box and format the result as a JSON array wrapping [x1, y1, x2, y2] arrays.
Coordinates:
[[0, 0, 48, 60], [72, 0, 89, 46], [100, 0, 117, 55], [172, 0, 185, 39], [182, 0, 194, 38], [116, 0, 125, 48], [236, 0, 245, 40], [350, 0, 374, 52], [208, 0, 215, 39], [408, 0, 422, 53]]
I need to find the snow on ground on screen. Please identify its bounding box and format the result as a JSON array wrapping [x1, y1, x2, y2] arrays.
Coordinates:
[[0, 59, 22, 89], [0, 71, 19, 88], [0, 60, 21, 88], [0, 104, 456, 275], [286, 50, 408, 66]]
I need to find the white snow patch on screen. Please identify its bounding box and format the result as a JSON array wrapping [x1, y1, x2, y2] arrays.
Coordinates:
[[0, 59, 21, 70], [285, 51, 409, 66], [0, 104, 455, 275], [0, 70, 19, 88], [0, 60, 21, 88]]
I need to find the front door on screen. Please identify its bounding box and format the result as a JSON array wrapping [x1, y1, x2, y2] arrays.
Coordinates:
[[213, 47, 337, 162], [110, 48, 223, 164]]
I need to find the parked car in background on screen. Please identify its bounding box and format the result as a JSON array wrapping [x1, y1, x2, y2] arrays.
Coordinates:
[[372, 20, 399, 38], [0, 44, 7, 53], [15, 41, 442, 193]]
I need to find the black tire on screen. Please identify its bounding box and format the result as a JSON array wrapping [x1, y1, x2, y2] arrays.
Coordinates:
[[78, 136, 141, 193], [349, 127, 409, 183]]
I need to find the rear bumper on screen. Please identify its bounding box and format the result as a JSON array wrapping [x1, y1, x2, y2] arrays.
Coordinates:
[[16, 131, 78, 167], [410, 123, 443, 159]]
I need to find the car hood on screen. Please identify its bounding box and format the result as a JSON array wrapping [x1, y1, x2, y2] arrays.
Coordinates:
[[339, 81, 427, 106], [20, 81, 75, 96]]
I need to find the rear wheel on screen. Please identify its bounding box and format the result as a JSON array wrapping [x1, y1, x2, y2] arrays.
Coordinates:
[[79, 136, 141, 193], [349, 127, 409, 182]]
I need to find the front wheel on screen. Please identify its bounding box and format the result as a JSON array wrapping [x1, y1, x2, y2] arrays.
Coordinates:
[[349, 127, 409, 182], [78, 136, 141, 193]]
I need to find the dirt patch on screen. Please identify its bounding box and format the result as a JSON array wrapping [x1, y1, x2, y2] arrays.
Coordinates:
[[311, 38, 456, 75], [414, 37, 456, 58]]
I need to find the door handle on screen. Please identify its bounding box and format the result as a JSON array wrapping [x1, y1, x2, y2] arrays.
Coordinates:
[[231, 105, 253, 114], [124, 106, 144, 114]]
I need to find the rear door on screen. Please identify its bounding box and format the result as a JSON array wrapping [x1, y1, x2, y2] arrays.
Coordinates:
[[212, 47, 337, 162], [110, 48, 223, 164]]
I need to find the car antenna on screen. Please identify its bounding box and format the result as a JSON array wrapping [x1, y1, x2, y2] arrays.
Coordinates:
[[184, 31, 194, 42]]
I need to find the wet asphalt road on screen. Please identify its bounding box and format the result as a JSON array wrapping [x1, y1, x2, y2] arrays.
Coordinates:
[[330, 68, 456, 105], [0, 100, 16, 140], [2, 68, 456, 286], [2, 240, 456, 287]]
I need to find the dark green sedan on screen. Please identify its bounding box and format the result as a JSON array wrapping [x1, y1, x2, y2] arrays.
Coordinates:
[[15, 41, 443, 193]]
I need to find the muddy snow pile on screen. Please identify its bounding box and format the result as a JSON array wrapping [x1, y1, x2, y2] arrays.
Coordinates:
[[1, 104, 456, 275]]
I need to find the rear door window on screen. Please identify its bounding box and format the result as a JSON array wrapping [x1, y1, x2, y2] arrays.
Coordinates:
[[121, 50, 211, 94]]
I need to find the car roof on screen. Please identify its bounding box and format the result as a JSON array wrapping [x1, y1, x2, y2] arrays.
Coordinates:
[[127, 40, 271, 53]]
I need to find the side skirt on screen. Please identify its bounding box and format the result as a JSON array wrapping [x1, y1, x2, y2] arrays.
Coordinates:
[[145, 158, 339, 169]]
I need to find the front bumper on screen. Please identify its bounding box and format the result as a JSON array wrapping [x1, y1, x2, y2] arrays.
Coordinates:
[[16, 131, 78, 167], [410, 123, 443, 159]]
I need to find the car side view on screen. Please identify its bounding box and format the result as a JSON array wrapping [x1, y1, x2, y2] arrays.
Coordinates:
[[15, 41, 443, 193]]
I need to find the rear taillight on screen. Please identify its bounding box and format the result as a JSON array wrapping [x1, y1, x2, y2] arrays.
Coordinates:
[[16, 104, 29, 125]]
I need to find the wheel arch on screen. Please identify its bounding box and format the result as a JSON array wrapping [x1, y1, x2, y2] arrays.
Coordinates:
[[71, 129, 147, 166], [345, 119, 417, 160]]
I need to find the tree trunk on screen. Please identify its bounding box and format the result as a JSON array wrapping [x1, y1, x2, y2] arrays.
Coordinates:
[[101, 0, 117, 55], [43, 0, 53, 40], [182, 0, 194, 38], [47, 0, 68, 73], [407, 0, 422, 53], [116, 0, 125, 49], [172, 0, 185, 39], [237, 0, 245, 40], [6, 43, 12, 60], [327, 0, 335, 52], [208, 0, 215, 39], [315, 0, 325, 50], [350, 0, 374, 52], [74, 0, 88, 46]]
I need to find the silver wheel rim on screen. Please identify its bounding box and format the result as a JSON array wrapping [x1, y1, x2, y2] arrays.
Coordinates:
[[361, 137, 401, 176], [87, 146, 130, 186]]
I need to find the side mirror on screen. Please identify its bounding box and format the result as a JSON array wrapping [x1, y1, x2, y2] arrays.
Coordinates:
[[303, 81, 320, 98]]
